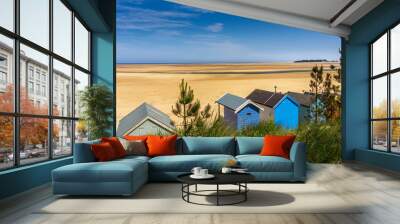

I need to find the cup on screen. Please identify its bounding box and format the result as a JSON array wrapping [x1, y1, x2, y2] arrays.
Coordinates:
[[221, 167, 232, 174], [191, 167, 202, 176], [200, 169, 208, 176]]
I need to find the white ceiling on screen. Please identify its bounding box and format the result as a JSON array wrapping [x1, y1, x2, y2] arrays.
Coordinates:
[[168, 0, 384, 37]]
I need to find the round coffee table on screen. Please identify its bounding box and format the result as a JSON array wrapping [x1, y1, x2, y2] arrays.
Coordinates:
[[177, 173, 255, 206]]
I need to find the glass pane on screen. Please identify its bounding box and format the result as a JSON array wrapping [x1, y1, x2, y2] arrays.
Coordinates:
[[74, 18, 89, 70], [20, 44, 49, 115], [372, 121, 388, 151], [0, 35, 14, 112], [0, 116, 14, 170], [0, 0, 14, 31], [53, 59, 72, 117], [391, 72, 400, 118], [20, 117, 49, 165], [392, 24, 400, 70], [75, 120, 88, 143], [372, 33, 387, 76], [53, 0, 72, 60], [372, 76, 387, 119], [53, 119, 72, 157], [74, 69, 89, 118], [20, 0, 49, 49], [391, 120, 400, 153]]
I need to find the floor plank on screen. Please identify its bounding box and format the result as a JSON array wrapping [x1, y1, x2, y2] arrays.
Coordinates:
[[1, 162, 400, 224]]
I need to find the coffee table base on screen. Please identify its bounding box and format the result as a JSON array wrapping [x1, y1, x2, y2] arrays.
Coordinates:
[[181, 183, 248, 206]]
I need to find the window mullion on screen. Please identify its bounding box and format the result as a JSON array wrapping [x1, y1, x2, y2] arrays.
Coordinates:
[[71, 10, 76, 154], [13, 0, 20, 167], [388, 30, 391, 152]]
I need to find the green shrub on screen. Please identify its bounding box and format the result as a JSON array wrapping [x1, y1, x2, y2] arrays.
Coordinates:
[[296, 120, 341, 163], [177, 117, 235, 137], [237, 120, 290, 137]]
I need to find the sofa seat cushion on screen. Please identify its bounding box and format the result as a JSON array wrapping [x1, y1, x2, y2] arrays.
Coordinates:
[[117, 155, 150, 163], [149, 154, 235, 172], [53, 159, 147, 183], [236, 155, 293, 172]]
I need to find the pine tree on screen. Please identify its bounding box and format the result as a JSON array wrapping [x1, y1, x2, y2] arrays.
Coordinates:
[[172, 79, 212, 135], [309, 65, 324, 122]]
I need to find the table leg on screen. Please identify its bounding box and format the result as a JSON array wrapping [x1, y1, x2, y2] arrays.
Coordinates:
[[245, 183, 247, 201], [195, 184, 198, 192], [217, 184, 219, 206], [187, 184, 190, 202]]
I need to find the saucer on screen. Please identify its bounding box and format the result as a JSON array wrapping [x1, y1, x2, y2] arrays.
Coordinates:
[[190, 174, 215, 179]]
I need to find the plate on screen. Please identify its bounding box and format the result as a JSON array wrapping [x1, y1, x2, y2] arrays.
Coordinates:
[[190, 174, 215, 179]]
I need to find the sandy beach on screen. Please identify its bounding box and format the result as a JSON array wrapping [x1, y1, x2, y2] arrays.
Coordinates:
[[116, 63, 339, 124]]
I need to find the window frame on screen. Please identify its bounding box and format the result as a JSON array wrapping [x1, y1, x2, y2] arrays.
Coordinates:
[[370, 21, 400, 154], [0, 0, 92, 171]]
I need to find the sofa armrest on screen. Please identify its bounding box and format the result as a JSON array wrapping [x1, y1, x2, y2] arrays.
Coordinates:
[[289, 142, 307, 181], [73, 140, 100, 163]]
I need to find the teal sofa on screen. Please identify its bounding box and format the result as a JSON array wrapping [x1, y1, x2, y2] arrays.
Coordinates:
[[52, 137, 306, 196]]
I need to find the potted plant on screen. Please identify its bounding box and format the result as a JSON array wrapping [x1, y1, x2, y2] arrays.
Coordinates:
[[79, 84, 113, 140]]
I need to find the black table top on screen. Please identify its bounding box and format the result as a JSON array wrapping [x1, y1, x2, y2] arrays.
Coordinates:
[[177, 172, 255, 185]]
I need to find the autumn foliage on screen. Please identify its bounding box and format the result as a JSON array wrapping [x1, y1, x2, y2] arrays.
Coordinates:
[[0, 85, 59, 151], [373, 99, 400, 142]]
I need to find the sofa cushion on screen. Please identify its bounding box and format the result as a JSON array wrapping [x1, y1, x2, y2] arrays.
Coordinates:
[[236, 137, 263, 155], [149, 154, 235, 172], [101, 137, 127, 158], [53, 158, 147, 183], [91, 142, 118, 162], [147, 135, 177, 157], [182, 137, 235, 155], [236, 155, 293, 172], [116, 155, 150, 163], [119, 138, 147, 156], [260, 135, 296, 159]]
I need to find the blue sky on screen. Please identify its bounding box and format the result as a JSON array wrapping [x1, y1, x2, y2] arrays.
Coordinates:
[[117, 0, 341, 64]]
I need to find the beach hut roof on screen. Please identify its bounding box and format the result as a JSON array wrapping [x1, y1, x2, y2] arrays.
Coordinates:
[[273, 94, 300, 109], [286, 91, 315, 107], [116, 102, 175, 136], [216, 93, 263, 113], [246, 89, 285, 108]]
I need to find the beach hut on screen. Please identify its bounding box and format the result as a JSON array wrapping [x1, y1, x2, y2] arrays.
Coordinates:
[[247, 89, 300, 129], [286, 91, 315, 123], [273, 95, 300, 129], [216, 93, 263, 130], [116, 102, 175, 136]]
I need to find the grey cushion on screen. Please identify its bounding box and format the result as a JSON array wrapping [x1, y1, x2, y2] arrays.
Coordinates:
[[119, 138, 147, 156]]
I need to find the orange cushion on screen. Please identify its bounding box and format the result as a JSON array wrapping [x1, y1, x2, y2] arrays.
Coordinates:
[[101, 137, 126, 158], [260, 135, 296, 159], [91, 142, 117, 162], [146, 135, 177, 157]]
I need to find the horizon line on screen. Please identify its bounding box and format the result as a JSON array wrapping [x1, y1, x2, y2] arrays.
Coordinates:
[[117, 60, 340, 65]]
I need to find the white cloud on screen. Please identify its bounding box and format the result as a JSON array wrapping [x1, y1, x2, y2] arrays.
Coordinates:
[[206, 23, 224, 32], [117, 6, 197, 31], [155, 30, 181, 36]]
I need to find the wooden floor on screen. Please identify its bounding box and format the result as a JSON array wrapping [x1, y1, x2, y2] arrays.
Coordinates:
[[1, 162, 400, 224]]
